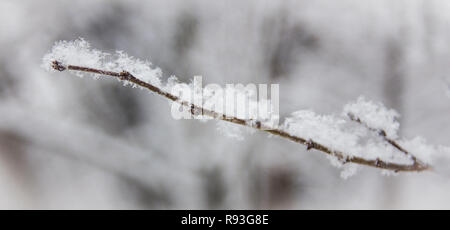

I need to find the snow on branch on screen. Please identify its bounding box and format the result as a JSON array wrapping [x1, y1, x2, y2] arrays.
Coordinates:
[[42, 38, 443, 176]]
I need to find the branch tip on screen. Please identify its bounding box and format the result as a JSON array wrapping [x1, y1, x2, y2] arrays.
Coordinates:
[[51, 60, 66, 71]]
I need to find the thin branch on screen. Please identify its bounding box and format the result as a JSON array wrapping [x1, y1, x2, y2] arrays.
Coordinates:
[[347, 113, 424, 167], [51, 61, 430, 172]]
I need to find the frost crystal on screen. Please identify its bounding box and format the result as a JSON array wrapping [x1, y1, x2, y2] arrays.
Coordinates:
[[343, 96, 400, 139], [283, 108, 413, 167], [42, 38, 162, 88], [283, 110, 366, 158]]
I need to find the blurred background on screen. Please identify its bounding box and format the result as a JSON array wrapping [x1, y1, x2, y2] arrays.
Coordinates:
[[0, 0, 450, 209]]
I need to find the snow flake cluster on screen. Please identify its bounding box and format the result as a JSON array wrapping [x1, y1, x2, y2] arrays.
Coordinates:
[[42, 38, 162, 88], [343, 96, 400, 139], [281, 97, 440, 178]]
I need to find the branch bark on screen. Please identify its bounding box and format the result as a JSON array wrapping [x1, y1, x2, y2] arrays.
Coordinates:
[[50, 60, 430, 172]]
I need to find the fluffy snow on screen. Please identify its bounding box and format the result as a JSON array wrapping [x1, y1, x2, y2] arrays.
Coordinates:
[[216, 121, 244, 141], [343, 96, 400, 139], [399, 137, 434, 164], [340, 164, 361, 179], [282, 107, 416, 177], [283, 110, 364, 156], [42, 38, 162, 88]]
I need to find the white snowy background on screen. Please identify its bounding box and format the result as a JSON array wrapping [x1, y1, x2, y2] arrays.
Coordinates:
[[1, 0, 450, 209]]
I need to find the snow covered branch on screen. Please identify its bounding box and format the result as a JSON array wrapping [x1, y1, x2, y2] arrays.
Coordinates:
[[42, 39, 440, 175], [346, 112, 420, 166]]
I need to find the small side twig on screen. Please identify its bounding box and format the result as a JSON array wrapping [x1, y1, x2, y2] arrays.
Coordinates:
[[347, 112, 425, 170], [50, 61, 430, 172]]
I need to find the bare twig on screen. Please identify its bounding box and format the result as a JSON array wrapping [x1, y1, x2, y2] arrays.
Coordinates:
[[51, 60, 429, 172]]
